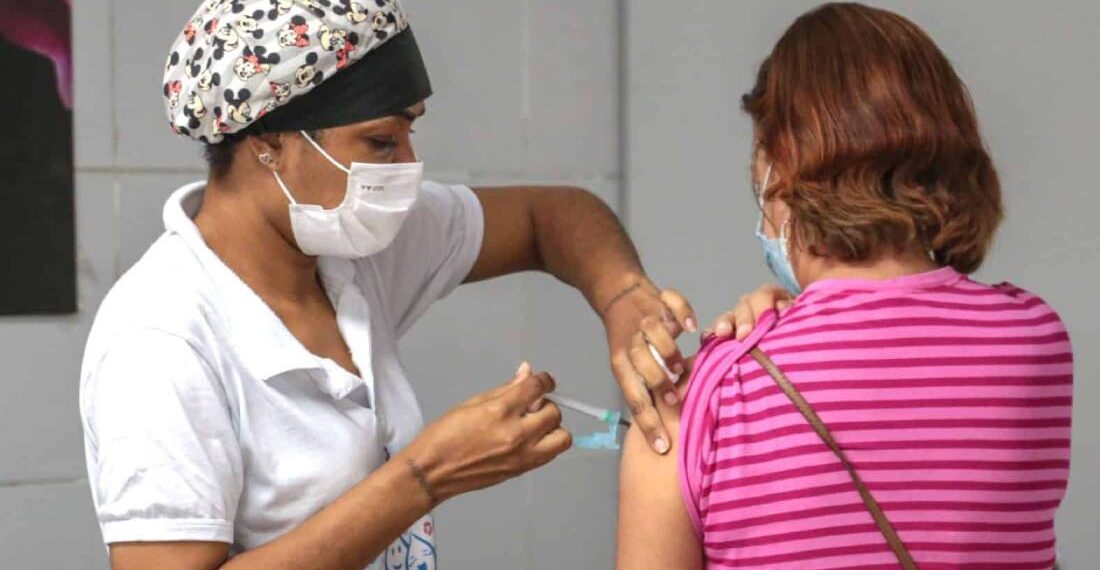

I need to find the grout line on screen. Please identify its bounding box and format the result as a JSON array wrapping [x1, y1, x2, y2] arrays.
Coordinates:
[[75, 167, 616, 180], [0, 477, 87, 489], [112, 173, 122, 280], [523, 473, 536, 570], [77, 166, 207, 176], [107, 0, 123, 282], [520, 0, 533, 164], [519, 8, 536, 568], [423, 171, 620, 185], [616, 0, 630, 225], [614, 0, 630, 417], [107, 0, 119, 168]]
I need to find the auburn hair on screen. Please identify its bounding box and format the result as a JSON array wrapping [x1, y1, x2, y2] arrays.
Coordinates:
[[742, 2, 1002, 273]]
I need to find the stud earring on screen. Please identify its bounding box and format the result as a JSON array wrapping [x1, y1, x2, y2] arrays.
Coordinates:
[[258, 153, 274, 166]]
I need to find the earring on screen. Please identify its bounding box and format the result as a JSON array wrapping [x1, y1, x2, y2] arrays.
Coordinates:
[[258, 152, 274, 166]]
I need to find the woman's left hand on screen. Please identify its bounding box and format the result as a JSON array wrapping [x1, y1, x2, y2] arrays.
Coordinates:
[[603, 279, 696, 456]]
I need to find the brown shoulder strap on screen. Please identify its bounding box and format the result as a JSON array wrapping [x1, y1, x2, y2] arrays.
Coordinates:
[[750, 348, 919, 570]]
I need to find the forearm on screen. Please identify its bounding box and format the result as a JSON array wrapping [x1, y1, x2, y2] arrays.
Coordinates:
[[530, 187, 649, 314], [221, 457, 432, 570]]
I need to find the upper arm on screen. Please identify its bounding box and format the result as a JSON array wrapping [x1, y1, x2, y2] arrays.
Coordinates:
[[616, 369, 703, 570], [109, 541, 228, 570], [84, 331, 242, 549], [465, 186, 543, 283]]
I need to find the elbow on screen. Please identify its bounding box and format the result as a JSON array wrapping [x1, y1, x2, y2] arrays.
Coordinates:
[[540, 185, 608, 209]]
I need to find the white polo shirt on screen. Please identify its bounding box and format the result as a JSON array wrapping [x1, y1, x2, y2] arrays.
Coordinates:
[[79, 179, 483, 569]]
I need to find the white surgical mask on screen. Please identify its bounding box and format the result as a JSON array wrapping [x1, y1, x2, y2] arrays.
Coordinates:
[[271, 131, 423, 258]]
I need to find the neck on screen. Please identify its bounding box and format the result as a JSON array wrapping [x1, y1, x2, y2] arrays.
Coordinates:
[[800, 248, 940, 286], [195, 172, 322, 305]]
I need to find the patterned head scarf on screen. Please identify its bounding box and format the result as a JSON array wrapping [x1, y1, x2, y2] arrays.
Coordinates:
[[163, 0, 432, 143]]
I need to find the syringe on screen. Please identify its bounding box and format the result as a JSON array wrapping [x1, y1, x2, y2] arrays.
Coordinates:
[[536, 342, 677, 430], [545, 393, 632, 428]]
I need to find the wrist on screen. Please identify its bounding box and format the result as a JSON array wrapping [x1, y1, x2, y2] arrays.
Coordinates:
[[595, 271, 653, 321], [372, 454, 434, 516], [393, 444, 450, 508], [404, 458, 440, 508]]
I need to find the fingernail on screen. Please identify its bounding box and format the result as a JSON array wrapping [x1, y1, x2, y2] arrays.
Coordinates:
[[655, 437, 670, 454], [511, 362, 531, 385], [685, 318, 697, 332], [663, 391, 678, 406], [736, 324, 750, 339], [716, 322, 732, 336], [672, 362, 684, 375]]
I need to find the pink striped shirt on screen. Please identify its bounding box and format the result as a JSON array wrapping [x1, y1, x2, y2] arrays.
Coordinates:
[[678, 267, 1072, 569]]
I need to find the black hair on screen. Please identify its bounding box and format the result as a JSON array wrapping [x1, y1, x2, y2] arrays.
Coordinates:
[[203, 133, 245, 180]]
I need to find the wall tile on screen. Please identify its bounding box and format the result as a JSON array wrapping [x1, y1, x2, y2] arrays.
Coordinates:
[[433, 476, 532, 567], [527, 0, 619, 176], [404, 1, 528, 175], [111, 0, 206, 170], [400, 275, 530, 424], [117, 172, 204, 273], [528, 453, 619, 570], [0, 174, 116, 482], [0, 481, 108, 569], [525, 275, 622, 411], [72, 0, 115, 169], [1056, 329, 1098, 569]]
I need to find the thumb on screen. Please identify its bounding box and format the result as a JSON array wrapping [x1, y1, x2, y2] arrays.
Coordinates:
[[466, 362, 533, 406], [511, 361, 532, 385]]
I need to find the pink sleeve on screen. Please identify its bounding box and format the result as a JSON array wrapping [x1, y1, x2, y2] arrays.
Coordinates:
[[677, 311, 777, 536]]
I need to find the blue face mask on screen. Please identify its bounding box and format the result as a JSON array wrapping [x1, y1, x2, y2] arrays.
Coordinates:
[[754, 164, 803, 296]]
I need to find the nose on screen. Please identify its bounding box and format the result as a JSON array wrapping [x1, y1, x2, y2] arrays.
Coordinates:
[[395, 137, 418, 164]]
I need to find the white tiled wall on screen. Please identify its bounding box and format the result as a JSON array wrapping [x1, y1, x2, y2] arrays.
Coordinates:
[[0, 481, 107, 569], [0, 0, 622, 568]]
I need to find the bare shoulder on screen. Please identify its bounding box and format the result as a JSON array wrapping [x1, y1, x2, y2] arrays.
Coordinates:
[[616, 356, 702, 570]]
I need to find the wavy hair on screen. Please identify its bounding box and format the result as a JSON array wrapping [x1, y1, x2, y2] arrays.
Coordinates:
[[742, 2, 1002, 273]]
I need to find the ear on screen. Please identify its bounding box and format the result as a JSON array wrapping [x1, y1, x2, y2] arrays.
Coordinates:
[[762, 198, 793, 241], [246, 132, 287, 170], [752, 148, 770, 186]]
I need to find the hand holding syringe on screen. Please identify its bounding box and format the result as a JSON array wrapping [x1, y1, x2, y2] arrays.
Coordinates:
[[541, 344, 681, 448]]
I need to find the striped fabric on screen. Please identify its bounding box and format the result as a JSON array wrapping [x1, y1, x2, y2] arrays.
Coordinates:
[[678, 267, 1072, 569]]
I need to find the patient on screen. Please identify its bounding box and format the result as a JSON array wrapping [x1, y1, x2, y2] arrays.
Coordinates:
[[617, 3, 1073, 569]]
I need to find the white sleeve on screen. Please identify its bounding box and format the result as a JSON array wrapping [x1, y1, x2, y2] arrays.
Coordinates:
[[367, 180, 484, 337], [83, 330, 242, 545]]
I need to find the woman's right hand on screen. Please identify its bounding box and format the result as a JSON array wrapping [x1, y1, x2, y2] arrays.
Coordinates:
[[397, 363, 572, 505], [706, 284, 794, 340]]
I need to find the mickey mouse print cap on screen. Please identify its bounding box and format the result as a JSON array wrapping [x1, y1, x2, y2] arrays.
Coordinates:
[[163, 0, 432, 143]]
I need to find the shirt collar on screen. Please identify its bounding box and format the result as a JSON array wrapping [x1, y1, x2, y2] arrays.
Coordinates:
[[163, 181, 361, 392], [800, 265, 964, 297]]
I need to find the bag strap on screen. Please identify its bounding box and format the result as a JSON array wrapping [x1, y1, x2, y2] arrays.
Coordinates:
[[749, 348, 919, 570]]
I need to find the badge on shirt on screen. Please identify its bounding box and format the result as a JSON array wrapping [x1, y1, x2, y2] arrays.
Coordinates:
[[382, 513, 436, 570]]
